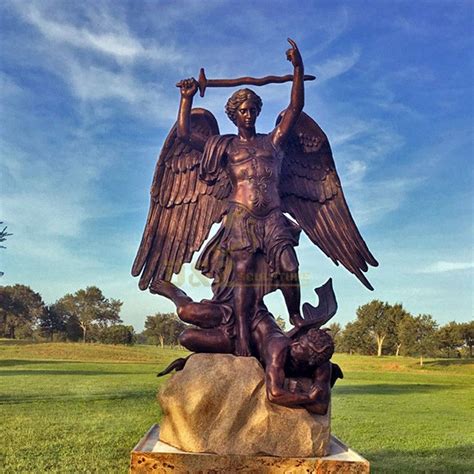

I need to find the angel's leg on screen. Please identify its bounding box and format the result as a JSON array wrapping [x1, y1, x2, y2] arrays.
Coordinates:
[[231, 250, 257, 356], [279, 246, 304, 327]]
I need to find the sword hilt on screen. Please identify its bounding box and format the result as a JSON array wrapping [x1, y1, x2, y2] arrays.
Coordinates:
[[197, 68, 207, 97]]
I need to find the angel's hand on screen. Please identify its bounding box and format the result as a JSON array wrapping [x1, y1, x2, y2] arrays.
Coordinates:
[[178, 78, 199, 98], [286, 38, 303, 68]]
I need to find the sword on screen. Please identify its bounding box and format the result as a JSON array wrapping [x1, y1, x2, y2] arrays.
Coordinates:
[[177, 68, 316, 97]]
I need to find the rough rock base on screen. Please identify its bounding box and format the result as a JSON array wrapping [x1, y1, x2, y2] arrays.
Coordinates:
[[158, 353, 331, 457], [130, 425, 370, 473]]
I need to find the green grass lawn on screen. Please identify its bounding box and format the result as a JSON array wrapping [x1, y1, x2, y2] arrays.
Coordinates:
[[1, 341, 473, 473]]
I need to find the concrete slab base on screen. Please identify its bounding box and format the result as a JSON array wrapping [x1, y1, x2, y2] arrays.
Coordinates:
[[130, 424, 370, 473]]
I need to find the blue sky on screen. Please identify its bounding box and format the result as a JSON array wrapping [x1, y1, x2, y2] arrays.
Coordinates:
[[1, 0, 472, 330]]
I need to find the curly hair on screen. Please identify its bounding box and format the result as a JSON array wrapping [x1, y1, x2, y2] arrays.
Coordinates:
[[305, 328, 335, 366], [225, 88, 263, 124]]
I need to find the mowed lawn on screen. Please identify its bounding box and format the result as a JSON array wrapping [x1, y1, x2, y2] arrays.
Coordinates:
[[1, 341, 473, 473]]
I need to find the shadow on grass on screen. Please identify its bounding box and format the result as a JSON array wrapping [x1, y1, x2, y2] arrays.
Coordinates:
[[0, 389, 158, 405], [0, 360, 156, 376], [0, 359, 76, 367], [333, 383, 454, 396], [423, 359, 474, 367], [0, 369, 152, 376], [365, 444, 474, 472], [0, 339, 43, 346]]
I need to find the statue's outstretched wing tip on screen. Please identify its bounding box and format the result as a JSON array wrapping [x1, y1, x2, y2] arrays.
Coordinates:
[[280, 111, 378, 288], [362, 277, 375, 291]]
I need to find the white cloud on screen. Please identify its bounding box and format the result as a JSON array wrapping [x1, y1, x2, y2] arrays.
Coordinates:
[[63, 60, 177, 124], [417, 261, 474, 274], [313, 49, 360, 83], [344, 159, 367, 184], [1, 141, 100, 239], [347, 176, 423, 226], [20, 3, 181, 65]]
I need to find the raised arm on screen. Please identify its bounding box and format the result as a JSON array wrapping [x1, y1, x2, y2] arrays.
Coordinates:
[[272, 38, 304, 148], [176, 78, 207, 152]]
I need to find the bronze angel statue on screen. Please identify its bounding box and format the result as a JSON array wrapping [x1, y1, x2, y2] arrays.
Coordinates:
[[132, 38, 377, 402]]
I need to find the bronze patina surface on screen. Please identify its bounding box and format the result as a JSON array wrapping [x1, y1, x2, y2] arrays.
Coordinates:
[[132, 39, 377, 412]]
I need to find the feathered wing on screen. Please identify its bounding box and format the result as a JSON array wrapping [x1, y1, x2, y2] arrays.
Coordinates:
[[132, 108, 231, 290], [278, 112, 378, 290]]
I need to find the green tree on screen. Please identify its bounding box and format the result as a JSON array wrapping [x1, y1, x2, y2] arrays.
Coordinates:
[[458, 321, 474, 358], [275, 316, 286, 331], [99, 325, 136, 345], [399, 314, 438, 366], [385, 303, 412, 356], [53, 287, 122, 342], [356, 300, 391, 356], [144, 313, 185, 347], [437, 321, 463, 358], [0, 285, 45, 339], [338, 320, 374, 355], [38, 305, 67, 341], [0, 222, 12, 277], [326, 322, 342, 351]]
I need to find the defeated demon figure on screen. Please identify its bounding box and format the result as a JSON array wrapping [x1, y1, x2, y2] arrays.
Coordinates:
[[155, 279, 343, 415]]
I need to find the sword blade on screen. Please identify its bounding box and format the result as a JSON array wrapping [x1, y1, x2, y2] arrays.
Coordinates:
[[196, 68, 315, 97], [206, 73, 316, 88]]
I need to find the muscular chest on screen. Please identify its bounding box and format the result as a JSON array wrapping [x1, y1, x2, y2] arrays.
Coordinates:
[[226, 136, 282, 184]]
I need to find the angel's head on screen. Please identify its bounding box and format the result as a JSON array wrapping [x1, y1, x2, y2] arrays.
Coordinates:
[[225, 88, 263, 128], [289, 328, 334, 367]]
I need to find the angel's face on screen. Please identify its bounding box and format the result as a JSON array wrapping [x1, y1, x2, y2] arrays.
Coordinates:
[[235, 99, 259, 129]]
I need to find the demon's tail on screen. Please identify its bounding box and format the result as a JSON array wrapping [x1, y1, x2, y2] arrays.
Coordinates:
[[157, 356, 190, 377]]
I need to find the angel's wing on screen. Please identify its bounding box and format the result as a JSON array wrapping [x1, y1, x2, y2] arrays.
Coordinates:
[[278, 112, 378, 290], [132, 108, 231, 290]]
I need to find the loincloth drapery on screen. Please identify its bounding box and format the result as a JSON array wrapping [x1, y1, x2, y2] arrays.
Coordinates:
[[196, 203, 301, 302]]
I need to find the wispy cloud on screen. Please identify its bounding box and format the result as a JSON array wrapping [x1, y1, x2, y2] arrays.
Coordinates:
[[18, 3, 181, 65], [417, 261, 474, 274], [5, 1, 182, 125], [64, 60, 177, 123], [347, 176, 423, 226], [314, 48, 360, 83], [1, 140, 101, 240]]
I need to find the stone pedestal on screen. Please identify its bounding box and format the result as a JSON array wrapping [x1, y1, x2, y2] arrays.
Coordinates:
[[130, 424, 370, 473], [158, 354, 331, 457]]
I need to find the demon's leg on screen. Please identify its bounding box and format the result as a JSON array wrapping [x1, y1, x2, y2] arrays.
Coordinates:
[[179, 328, 233, 353], [150, 279, 225, 328]]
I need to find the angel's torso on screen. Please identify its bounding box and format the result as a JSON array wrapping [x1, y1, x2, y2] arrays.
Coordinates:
[[226, 134, 284, 217]]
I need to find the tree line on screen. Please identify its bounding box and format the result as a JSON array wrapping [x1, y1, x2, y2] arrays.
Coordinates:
[[329, 300, 473, 365], [1, 285, 472, 359], [0, 284, 186, 346]]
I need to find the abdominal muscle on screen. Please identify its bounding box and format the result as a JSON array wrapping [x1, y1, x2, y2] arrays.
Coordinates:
[[226, 136, 282, 218]]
